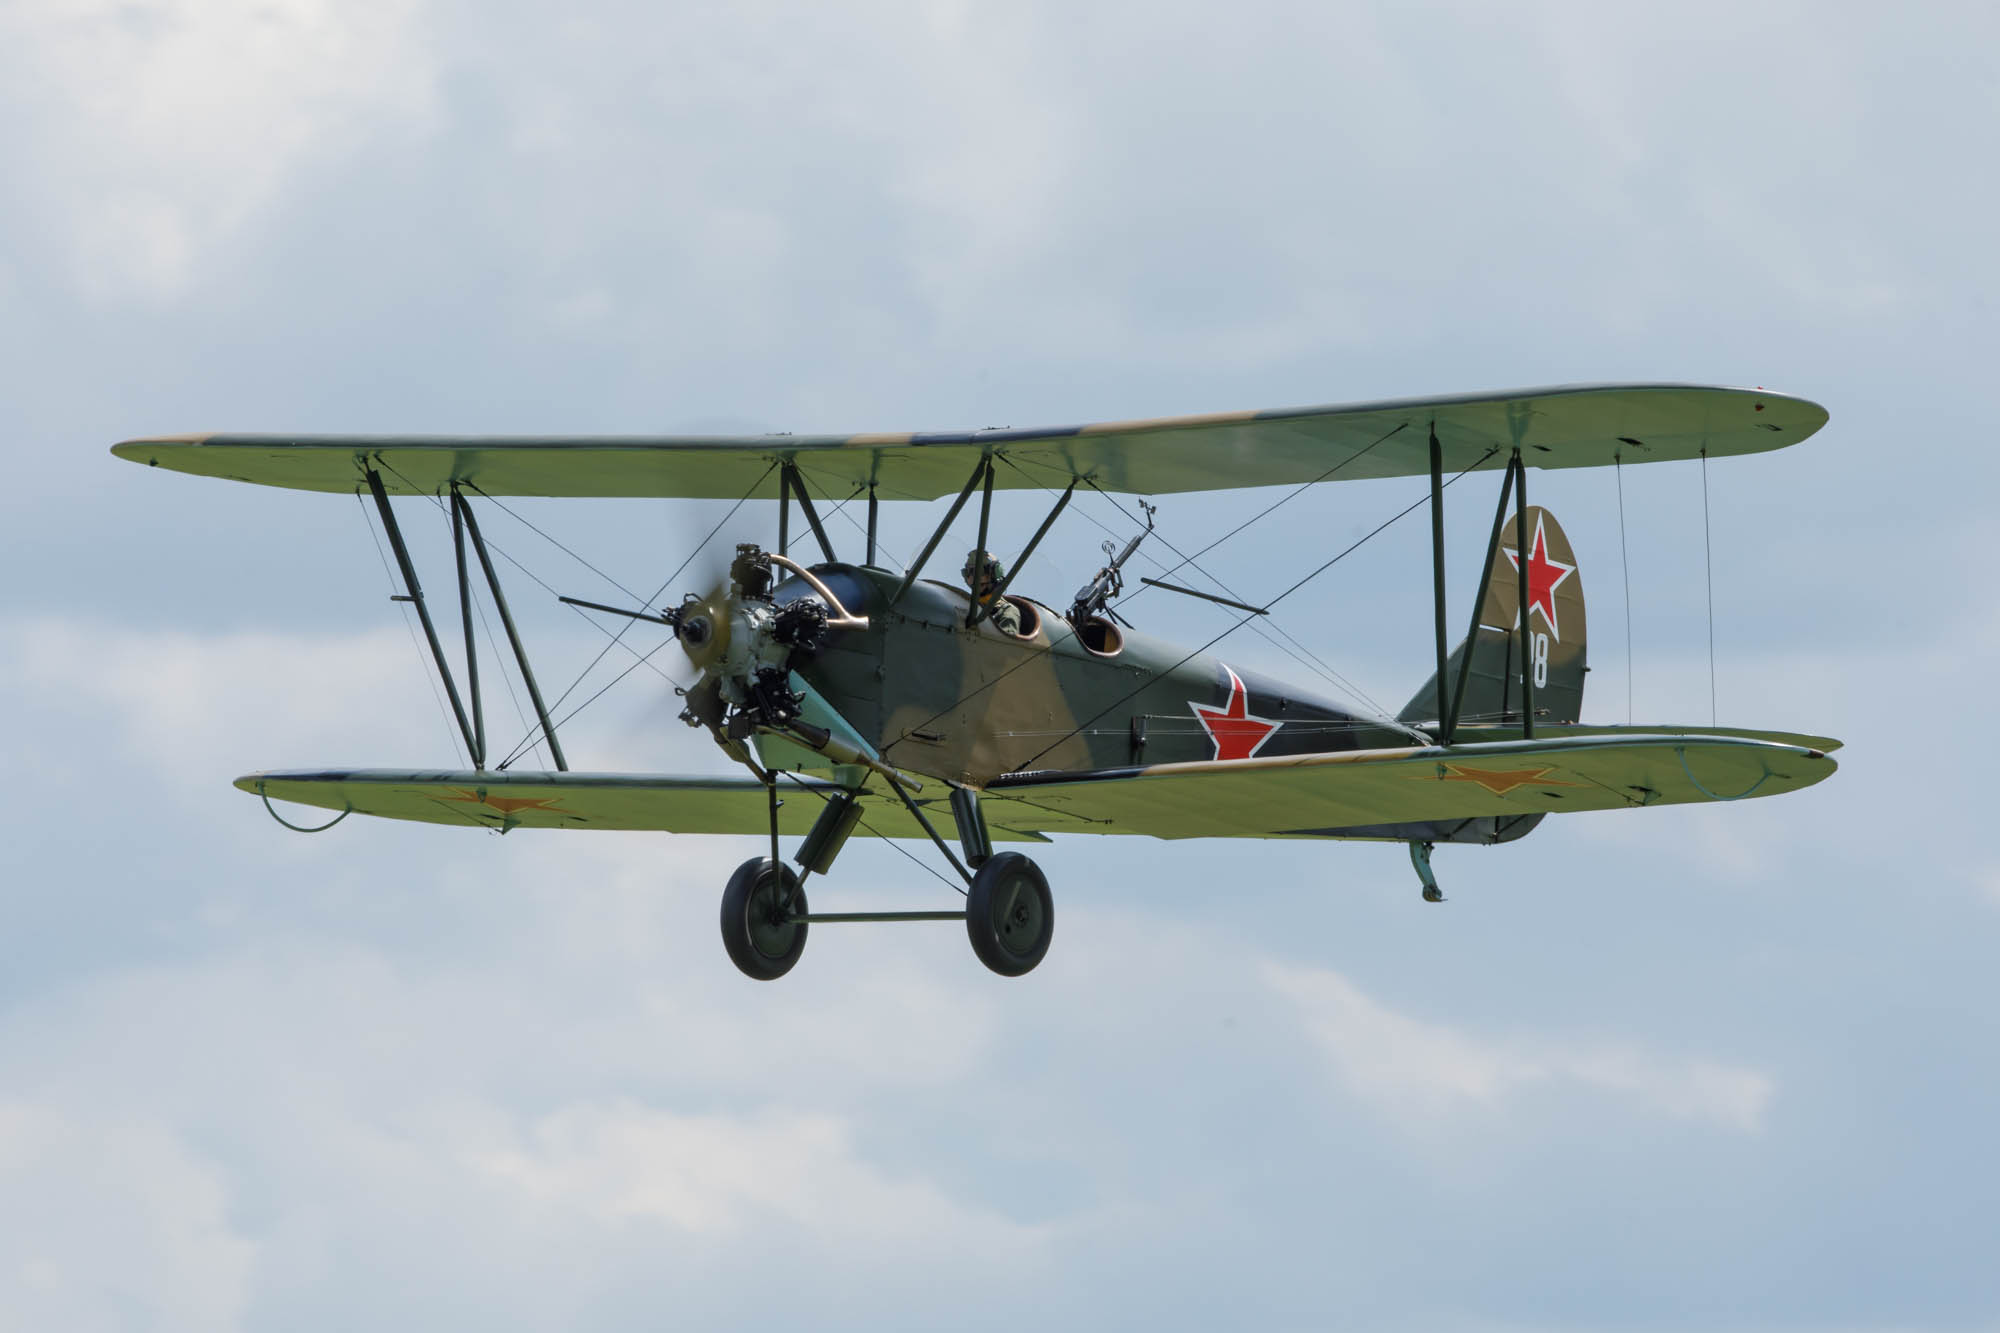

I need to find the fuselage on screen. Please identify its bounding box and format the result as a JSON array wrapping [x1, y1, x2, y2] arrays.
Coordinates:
[[779, 563, 1412, 787]]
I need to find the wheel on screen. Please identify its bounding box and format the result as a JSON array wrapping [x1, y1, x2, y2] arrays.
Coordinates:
[[964, 852, 1053, 977], [720, 857, 808, 980]]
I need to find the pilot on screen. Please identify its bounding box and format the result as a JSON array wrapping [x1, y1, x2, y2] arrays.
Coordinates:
[[962, 548, 1023, 636]]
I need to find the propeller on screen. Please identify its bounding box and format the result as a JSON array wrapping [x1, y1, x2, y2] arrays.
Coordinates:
[[560, 539, 871, 777]]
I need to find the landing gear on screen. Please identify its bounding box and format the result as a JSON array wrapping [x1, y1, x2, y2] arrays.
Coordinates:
[[715, 845, 1056, 979], [965, 852, 1055, 976], [717, 769, 1054, 979], [1410, 840, 1445, 903], [719, 856, 809, 980]]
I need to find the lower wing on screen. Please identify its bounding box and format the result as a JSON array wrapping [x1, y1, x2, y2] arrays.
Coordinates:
[[239, 769, 1052, 841], [978, 731, 1838, 840], [243, 730, 1834, 843]]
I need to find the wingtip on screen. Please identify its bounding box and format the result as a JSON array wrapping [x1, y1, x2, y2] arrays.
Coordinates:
[[111, 434, 212, 465]]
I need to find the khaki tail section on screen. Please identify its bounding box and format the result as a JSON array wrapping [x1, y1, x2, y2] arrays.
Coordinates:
[[1400, 505, 1587, 734]]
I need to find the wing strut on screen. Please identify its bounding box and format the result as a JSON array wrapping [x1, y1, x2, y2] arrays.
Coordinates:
[[454, 486, 568, 770], [865, 482, 879, 566], [1429, 424, 1449, 738], [781, 462, 838, 565], [1515, 449, 1535, 740], [450, 482, 487, 768], [969, 476, 1074, 627], [963, 455, 996, 627], [893, 456, 990, 606], [777, 465, 790, 557], [365, 468, 483, 767], [1445, 451, 1520, 742]]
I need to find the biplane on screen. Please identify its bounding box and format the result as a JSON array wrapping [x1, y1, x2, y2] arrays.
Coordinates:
[[113, 383, 1839, 980]]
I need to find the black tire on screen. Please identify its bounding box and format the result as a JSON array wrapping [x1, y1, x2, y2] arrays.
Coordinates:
[[964, 852, 1053, 977], [719, 857, 808, 980]]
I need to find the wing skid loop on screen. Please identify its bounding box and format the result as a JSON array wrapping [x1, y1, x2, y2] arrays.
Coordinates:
[[257, 781, 351, 832], [1673, 745, 1772, 802]]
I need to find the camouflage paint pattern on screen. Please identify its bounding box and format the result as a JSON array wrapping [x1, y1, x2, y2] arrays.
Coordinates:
[[775, 566, 1408, 788]]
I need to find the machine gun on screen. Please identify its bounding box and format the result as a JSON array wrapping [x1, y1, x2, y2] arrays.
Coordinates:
[[1069, 500, 1155, 625]]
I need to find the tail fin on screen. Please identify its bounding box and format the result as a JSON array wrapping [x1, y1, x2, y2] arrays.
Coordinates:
[[1400, 505, 1587, 732]]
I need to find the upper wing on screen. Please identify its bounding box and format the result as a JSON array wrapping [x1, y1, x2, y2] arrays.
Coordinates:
[[112, 383, 1827, 501], [241, 769, 1051, 841], [979, 733, 1838, 840]]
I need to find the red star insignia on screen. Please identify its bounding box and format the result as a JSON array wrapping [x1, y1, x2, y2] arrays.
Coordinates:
[[1191, 665, 1281, 761], [1503, 512, 1576, 641]]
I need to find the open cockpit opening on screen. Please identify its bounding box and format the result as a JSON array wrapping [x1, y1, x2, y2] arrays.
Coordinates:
[[1076, 616, 1123, 656], [1003, 597, 1040, 640]]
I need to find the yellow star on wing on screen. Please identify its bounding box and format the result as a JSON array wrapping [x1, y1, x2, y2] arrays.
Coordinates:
[[1427, 763, 1586, 796], [440, 788, 566, 815]]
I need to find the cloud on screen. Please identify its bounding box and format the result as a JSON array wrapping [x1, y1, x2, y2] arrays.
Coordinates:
[[3, 613, 702, 788], [468, 1100, 1040, 1254], [0, 0, 436, 302], [6, 617, 440, 782], [0, 1105, 255, 1332], [0, 928, 1038, 1328], [1266, 961, 1774, 1130]]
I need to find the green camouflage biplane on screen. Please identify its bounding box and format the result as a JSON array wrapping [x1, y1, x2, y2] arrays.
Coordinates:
[[113, 382, 1839, 979]]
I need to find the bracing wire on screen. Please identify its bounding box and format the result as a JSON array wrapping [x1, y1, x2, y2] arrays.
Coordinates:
[[1015, 464, 1481, 770], [470, 579, 543, 770], [1079, 473, 1408, 721], [485, 464, 776, 769], [364, 459, 682, 773], [355, 490, 467, 766], [515, 636, 682, 765], [777, 772, 965, 896], [368, 458, 685, 698], [1115, 421, 1411, 606], [1002, 452, 1404, 721], [460, 489, 653, 607], [788, 471, 891, 567], [507, 464, 773, 700], [806, 471, 907, 570], [1615, 452, 1634, 725], [878, 455, 1405, 749]]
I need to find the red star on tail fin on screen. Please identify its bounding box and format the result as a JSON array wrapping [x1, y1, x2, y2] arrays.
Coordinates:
[[1503, 513, 1576, 641]]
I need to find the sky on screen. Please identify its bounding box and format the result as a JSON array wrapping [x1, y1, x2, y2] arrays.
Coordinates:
[[3, 1, 1998, 1328]]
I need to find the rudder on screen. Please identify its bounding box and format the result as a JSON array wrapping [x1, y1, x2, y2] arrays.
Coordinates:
[[1400, 505, 1587, 732]]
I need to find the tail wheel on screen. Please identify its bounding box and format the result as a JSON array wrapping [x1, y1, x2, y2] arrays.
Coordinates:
[[965, 852, 1053, 977], [720, 857, 808, 980]]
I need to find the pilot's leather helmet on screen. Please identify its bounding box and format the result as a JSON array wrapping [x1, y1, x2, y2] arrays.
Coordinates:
[[962, 549, 1003, 586]]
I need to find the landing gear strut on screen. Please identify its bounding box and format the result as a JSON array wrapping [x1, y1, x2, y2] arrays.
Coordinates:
[[1410, 840, 1444, 903]]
